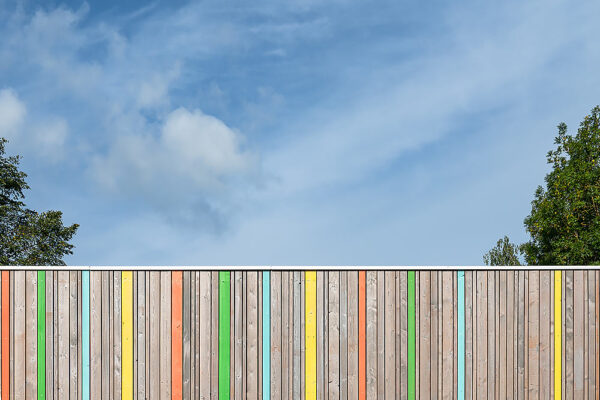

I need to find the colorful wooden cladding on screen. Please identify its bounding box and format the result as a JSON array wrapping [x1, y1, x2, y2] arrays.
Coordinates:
[[0, 269, 598, 399]]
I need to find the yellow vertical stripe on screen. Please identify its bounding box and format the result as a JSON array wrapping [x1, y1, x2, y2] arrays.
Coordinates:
[[305, 271, 317, 400], [554, 270, 562, 400], [122, 271, 134, 400]]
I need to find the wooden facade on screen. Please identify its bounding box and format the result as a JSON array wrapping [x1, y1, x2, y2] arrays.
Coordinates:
[[0, 269, 598, 399]]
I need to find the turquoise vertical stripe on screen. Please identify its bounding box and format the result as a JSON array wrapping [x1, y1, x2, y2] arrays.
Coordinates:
[[457, 271, 465, 400], [262, 271, 271, 400], [82, 271, 90, 400]]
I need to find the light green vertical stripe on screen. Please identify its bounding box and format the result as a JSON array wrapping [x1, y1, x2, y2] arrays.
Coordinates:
[[37, 271, 45, 400], [219, 271, 231, 399], [407, 270, 416, 400]]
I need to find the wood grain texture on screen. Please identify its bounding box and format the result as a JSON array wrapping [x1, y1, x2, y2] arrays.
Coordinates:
[[199, 272, 212, 399], [418, 271, 430, 400], [160, 272, 172, 400], [366, 271, 377, 400], [328, 271, 340, 400], [573, 271, 584, 398], [25, 271, 37, 399], [347, 271, 359, 400]]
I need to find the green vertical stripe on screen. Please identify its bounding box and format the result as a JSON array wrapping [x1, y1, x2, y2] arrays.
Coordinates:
[[219, 271, 231, 399], [407, 270, 416, 400], [37, 270, 45, 400]]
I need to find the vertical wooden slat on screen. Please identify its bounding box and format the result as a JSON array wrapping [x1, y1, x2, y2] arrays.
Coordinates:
[[37, 271, 45, 400], [109, 272, 114, 400], [262, 271, 270, 400], [499, 271, 507, 400], [148, 272, 160, 400], [138, 271, 146, 399], [316, 272, 323, 400], [339, 271, 348, 400], [236, 271, 244, 400], [122, 271, 134, 400], [358, 271, 366, 400], [487, 272, 495, 400], [394, 272, 401, 400], [554, 271, 562, 400], [476, 271, 487, 400], [2, 271, 9, 400], [431, 271, 439, 400], [301, 273, 305, 400], [282, 271, 290, 400], [540, 271, 551, 400], [366, 271, 377, 400], [415, 272, 419, 400], [407, 270, 416, 400], [306, 271, 317, 400], [198, 272, 212, 399], [171, 271, 183, 400], [418, 271, 430, 399], [587, 271, 595, 399], [328, 271, 339, 400], [190, 272, 196, 400], [458, 271, 465, 400], [45, 272, 54, 400], [347, 271, 359, 400], [441, 271, 453, 400], [147, 272, 152, 399], [270, 272, 281, 400], [219, 271, 231, 400], [69, 272, 78, 400], [377, 271, 385, 400], [211, 272, 219, 400], [89, 272, 101, 400], [464, 271, 473, 400], [25, 271, 37, 399], [573, 271, 584, 399], [114, 272, 122, 400], [584, 272, 589, 400], [82, 271, 89, 400], [246, 272, 258, 400], [11, 270, 15, 400], [507, 271, 515, 400], [528, 271, 539, 399], [399, 271, 408, 400], [160, 272, 172, 400]]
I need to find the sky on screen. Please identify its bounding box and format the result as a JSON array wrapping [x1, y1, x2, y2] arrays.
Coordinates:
[[1, 0, 600, 265]]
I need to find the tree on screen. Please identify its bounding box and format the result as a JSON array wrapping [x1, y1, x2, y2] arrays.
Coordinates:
[[0, 138, 79, 265], [521, 106, 600, 265], [483, 235, 522, 266]]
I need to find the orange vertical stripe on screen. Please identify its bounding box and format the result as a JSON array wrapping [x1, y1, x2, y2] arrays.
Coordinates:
[[358, 270, 366, 400], [2, 270, 9, 400], [172, 271, 183, 400]]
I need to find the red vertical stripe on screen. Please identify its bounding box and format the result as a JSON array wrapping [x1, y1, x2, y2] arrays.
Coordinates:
[[358, 270, 366, 400], [2, 270, 9, 399], [172, 271, 183, 400]]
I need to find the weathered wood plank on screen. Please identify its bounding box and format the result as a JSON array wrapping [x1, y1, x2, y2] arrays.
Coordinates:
[[565, 270, 574, 400], [14, 271, 25, 400], [138, 271, 147, 399], [45, 271, 54, 400], [487, 271, 495, 400], [270, 272, 281, 400], [160, 271, 172, 399], [419, 271, 430, 399], [431, 271, 439, 400], [589, 271, 596, 399], [235, 271, 244, 400], [70, 271, 79, 400], [211, 271, 219, 400], [114, 272, 122, 400], [25, 271, 36, 399], [394, 272, 401, 400], [347, 271, 359, 400], [339, 271, 347, 400], [442, 271, 453, 400], [476, 271, 487, 400], [465, 271, 473, 400], [540, 271, 551, 400], [328, 271, 340, 399], [528, 270, 539, 399], [366, 271, 378, 400], [315, 271, 323, 400], [246, 272, 258, 400], [376, 271, 384, 400], [573, 271, 584, 398], [499, 271, 507, 400], [399, 271, 408, 400], [149, 272, 160, 400], [89, 272, 102, 400], [198, 271, 212, 399]]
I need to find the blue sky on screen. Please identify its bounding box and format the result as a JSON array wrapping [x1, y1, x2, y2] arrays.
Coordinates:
[[1, 0, 599, 265]]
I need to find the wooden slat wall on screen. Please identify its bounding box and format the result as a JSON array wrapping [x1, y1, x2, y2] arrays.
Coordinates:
[[0, 269, 598, 399]]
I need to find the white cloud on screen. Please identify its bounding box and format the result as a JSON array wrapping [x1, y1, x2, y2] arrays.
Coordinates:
[[91, 107, 258, 229], [31, 117, 68, 162], [0, 89, 26, 139]]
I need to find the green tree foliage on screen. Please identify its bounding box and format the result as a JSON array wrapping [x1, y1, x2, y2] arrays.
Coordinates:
[[521, 106, 600, 265], [0, 138, 78, 265], [483, 235, 522, 266]]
